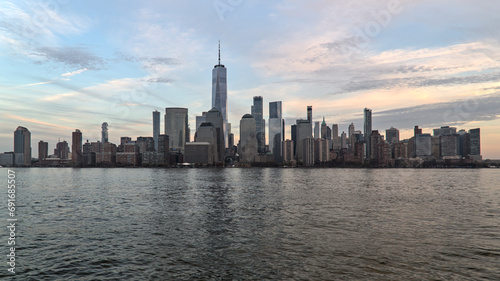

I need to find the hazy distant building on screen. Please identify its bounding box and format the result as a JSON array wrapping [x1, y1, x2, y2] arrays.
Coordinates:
[[269, 101, 283, 161], [433, 126, 457, 137], [302, 137, 315, 166], [101, 122, 109, 143], [458, 130, 471, 157], [314, 138, 330, 164], [341, 131, 347, 149], [282, 139, 294, 164], [386, 127, 400, 144], [307, 106, 312, 123], [393, 141, 408, 159], [72, 129, 83, 166], [206, 108, 225, 163], [431, 136, 440, 159], [440, 134, 459, 157], [38, 140, 48, 161], [369, 130, 382, 160], [415, 134, 432, 158], [96, 142, 117, 164], [314, 121, 320, 139], [320, 118, 328, 139], [165, 107, 189, 153], [364, 108, 372, 159], [14, 126, 31, 166], [414, 126, 422, 136], [212, 42, 228, 148], [296, 119, 312, 163], [184, 142, 212, 165], [252, 96, 266, 154], [55, 141, 69, 160], [239, 114, 258, 163], [82, 141, 96, 166], [195, 112, 207, 135], [195, 122, 218, 164], [469, 128, 480, 155], [120, 137, 132, 145], [137, 137, 154, 153], [332, 124, 340, 149], [153, 110, 160, 151], [348, 123, 355, 139], [116, 142, 140, 166], [291, 124, 297, 156]]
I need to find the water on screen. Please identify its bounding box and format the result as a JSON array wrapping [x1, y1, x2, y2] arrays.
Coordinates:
[[1, 168, 499, 280]]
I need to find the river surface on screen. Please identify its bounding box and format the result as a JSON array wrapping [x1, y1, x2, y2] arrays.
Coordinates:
[[1, 168, 499, 280]]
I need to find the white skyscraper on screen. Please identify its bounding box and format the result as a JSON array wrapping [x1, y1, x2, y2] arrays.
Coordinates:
[[212, 42, 228, 148]]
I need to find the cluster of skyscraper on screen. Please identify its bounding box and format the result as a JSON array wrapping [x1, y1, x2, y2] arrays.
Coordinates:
[[0, 44, 484, 167]]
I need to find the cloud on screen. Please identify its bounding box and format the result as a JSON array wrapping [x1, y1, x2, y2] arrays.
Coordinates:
[[61, 68, 87, 77], [31, 46, 106, 70], [15, 81, 55, 88]]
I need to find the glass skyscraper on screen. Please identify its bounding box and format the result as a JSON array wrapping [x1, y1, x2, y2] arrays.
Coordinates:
[[364, 108, 372, 159], [14, 126, 31, 166], [165, 107, 189, 153], [252, 96, 265, 153], [212, 42, 228, 148], [269, 101, 283, 160], [153, 110, 160, 151]]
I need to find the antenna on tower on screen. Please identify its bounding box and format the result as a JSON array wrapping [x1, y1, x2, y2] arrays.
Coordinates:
[[218, 40, 221, 65]]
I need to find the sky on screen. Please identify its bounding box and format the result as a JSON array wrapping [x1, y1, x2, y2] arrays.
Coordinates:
[[1, 0, 500, 159]]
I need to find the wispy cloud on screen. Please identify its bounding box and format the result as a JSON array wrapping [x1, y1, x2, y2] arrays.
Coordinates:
[[15, 81, 55, 88], [61, 68, 87, 77]]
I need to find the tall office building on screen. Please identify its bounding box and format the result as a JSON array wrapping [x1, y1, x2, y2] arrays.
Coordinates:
[[314, 122, 320, 139], [72, 129, 83, 166], [269, 101, 283, 161], [206, 108, 225, 163], [364, 108, 372, 159], [101, 122, 109, 143], [212, 42, 228, 148], [38, 140, 48, 161], [296, 119, 312, 163], [55, 140, 69, 159], [414, 126, 422, 136], [153, 110, 160, 151], [13, 126, 31, 166], [195, 112, 208, 135], [386, 127, 400, 144], [165, 107, 189, 153], [348, 123, 355, 139], [307, 106, 312, 122], [239, 114, 258, 163], [252, 96, 265, 153], [469, 128, 481, 156], [291, 124, 297, 157]]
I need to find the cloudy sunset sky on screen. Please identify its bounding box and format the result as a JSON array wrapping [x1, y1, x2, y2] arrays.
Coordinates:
[[1, 0, 499, 159]]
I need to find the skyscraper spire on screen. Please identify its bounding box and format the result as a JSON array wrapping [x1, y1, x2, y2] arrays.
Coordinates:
[[218, 40, 221, 65]]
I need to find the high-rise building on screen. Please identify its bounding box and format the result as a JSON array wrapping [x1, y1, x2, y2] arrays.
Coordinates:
[[195, 112, 208, 135], [72, 129, 83, 166], [194, 122, 218, 164], [469, 128, 481, 157], [440, 134, 459, 157], [332, 124, 340, 149], [314, 121, 320, 139], [101, 122, 109, 143], [269, 101, 283, 161], [341, 131, 347, 149], [433, 126, 457, 136], [282, 139, 294, 164], [153, 110, 160, 151], [348, 123, 355, 139], [55, 141, 69, 159], [212, 42, 228, 148], [38, 140, 48, 161], [414, 125, 422, 136], [239, 114, 257, 163], [321, 117, 328, 139], [296, 119, 312, 163], [415, 134, 432, 158], [206, 108, 225, 163], [14, 126, 31, 166], [364, 108, 372, 159], [252, 96, 266, 154], [291, 124, 297, 156], [165, 107, 189, 153], [369, 130, 382, 160], [386, 127, 400, 144], [307, 106, 312, 123]]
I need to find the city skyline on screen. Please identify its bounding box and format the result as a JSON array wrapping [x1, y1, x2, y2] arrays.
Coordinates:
[[1, 1, 500, 159]]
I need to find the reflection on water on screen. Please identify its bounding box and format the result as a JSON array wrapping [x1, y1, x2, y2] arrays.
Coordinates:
[[1, 168, 499, 280]]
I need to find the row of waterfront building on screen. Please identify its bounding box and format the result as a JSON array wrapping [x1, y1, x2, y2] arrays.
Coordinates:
[[0, 104, 482, 167]]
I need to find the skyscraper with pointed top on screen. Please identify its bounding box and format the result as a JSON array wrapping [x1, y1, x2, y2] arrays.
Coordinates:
[[212, 41, 228, 148]]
